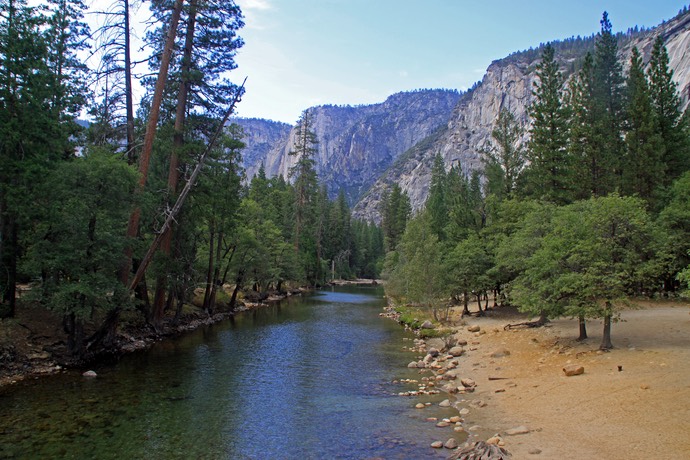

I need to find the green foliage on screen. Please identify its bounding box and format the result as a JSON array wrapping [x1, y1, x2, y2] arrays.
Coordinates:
[[381, 183, 411, 252], [23, 151, 137, 323], [483, 109, 525, 200], [525, 43, 573, 204], [384, 213, 447, 317]]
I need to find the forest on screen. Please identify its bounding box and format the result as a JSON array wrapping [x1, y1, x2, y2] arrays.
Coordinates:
[[0, 0, 383, 359], [383, 13, 690, 350]]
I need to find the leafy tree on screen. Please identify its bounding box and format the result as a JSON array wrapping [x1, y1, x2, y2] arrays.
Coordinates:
[[658, 171, 690, 288], [525, 43, 573, 204], [445, 233, 493, 316], [510, 195, 664, 349], [385, 213, 446, 320], [23, 152, 137, 356]]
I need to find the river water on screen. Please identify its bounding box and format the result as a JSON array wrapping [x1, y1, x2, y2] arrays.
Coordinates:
[[0, 286, 463, 459]]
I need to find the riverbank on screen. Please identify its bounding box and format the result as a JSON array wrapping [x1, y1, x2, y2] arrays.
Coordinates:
[[402, 300, 690, 459], [0, 288, 309, 388]]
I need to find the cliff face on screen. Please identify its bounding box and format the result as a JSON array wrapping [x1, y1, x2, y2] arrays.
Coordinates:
[[236, 89, 461, 203], [352, 11, 690, 222]]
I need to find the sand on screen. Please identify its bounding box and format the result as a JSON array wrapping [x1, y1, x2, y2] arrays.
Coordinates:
[[447, 301, 690, 459]]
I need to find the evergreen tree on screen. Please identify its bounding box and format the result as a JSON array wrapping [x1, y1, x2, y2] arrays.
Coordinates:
[[623, 46, 664, 204], [426, 153, 448, 240], [289, 109, 320, 282], [381, 183, 411, 253], [591, 12, 626, 191], [526, 43, 573, 204], [648, 35, 690, 185], [483, 108, 525, 201]]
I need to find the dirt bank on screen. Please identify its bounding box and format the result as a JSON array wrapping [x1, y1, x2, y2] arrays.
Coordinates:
[[447, 300, 690, 459]]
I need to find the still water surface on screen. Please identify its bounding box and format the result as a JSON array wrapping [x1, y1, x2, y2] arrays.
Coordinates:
[[0, 286, 460, 459]]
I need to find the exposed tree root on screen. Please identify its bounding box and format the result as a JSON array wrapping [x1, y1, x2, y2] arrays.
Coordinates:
[[449, 441, 511, 459]]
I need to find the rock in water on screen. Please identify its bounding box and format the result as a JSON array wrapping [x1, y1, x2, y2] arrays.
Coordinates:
[[444, 438, 459, 449], [562, 364, 584, 376]]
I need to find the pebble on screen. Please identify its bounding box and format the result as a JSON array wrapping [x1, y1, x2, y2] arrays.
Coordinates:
[[467, 325, 481, 333], [82, 370, 97, 378], [415, 403, 426, 409], [640, 383, 650, 390], [431, 441, 443, 448], [529, 448, 543, 455], [436, 421, 451, 428]]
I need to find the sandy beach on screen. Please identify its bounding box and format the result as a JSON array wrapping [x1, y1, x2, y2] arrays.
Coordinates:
[[441, 300, 690, 459]]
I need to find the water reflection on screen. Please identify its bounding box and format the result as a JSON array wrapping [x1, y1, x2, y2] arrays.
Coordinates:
[[0, 286, 459, 459]]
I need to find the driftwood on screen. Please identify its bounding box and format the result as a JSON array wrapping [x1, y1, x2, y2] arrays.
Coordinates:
[[449, 441, 511, 460], [503, 318, 549, 330]]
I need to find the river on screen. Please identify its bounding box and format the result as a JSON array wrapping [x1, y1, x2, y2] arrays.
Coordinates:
[[0, 286, 463, 459]]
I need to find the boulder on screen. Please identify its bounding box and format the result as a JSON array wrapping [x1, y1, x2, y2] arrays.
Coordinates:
[[467, 325, 481, 332], [461, 378, 476, 388], [448, 346, 465, 357], [431, 441, 444, 448], [562, 364, 584, 376], [421, 320, 435, 329], [439, 399, 451, 407], [82, 370, 97, 378], [444, 438, 459, 449], [428, 347, 441, 357]]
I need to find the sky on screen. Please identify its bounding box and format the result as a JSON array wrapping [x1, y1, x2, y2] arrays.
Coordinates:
[[231, 0, 689, 124]]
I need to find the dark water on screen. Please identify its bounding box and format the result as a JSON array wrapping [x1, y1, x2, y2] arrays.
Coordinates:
[[0, 286, 462, 459]]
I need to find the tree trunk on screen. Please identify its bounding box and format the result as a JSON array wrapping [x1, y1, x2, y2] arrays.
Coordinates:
[[484, 291, 489, 310], [577, 315, 588, 341], [462, 291, 470, 316], [151, 0, 198, 328], [0, 211, 17, 317], [475, 293, 484, 316], [538, 310, 548, 325], [202, 226, 215, 311], [123, 0, 135, 165], [229, 270, 244, 312], [600, 302, 613, 350], [120, 0, 184, 285]]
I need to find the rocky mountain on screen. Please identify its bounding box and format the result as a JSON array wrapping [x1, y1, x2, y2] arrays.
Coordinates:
[[352, 10, 690, 222], [235, 89, 461, 204]]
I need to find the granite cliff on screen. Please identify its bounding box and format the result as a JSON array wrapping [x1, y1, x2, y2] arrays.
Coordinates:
[[352, 11, 690, 222], [235, 89, 461, 204], [234, 10, 690, 222]]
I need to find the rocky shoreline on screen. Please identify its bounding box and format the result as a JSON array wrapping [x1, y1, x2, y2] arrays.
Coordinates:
[[381, 302, 513, 459], [0, 288, 309, 388]]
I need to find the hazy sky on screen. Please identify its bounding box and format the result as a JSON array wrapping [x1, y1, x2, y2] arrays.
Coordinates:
[[232, 0, 688, 124]]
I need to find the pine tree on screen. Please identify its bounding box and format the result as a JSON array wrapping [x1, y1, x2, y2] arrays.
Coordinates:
[[426, 153, 447, 240], [591, 12, 626, 191], [483, 108, 525, 201], [623, 47, 664, 204], [648, 35, 690, 185], [289, 109, 320, 283], [526, 43, 573, 204], [381, 183, 411, 253]]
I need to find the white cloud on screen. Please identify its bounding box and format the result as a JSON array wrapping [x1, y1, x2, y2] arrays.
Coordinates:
[[238, 0, 272, 10]]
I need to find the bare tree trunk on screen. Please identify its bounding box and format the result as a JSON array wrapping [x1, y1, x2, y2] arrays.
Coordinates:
[[577, 315, 588, 341], [151, 0, 198, 330], [123, 0, 135, 165], [600, 302, 613, 350], [202, 225, 215, 312], [120, 0, 184, 285], [462, 291, 470, 316]]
